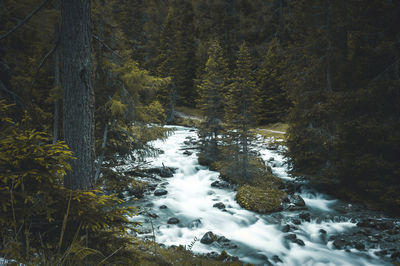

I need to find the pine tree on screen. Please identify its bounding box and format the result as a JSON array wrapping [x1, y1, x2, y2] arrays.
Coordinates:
[[224, 42, 259, 181], [257, 37, 290, 124], [196, 40, 229, 163]]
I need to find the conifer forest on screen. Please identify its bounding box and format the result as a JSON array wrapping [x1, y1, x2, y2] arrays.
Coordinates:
[[1, 0, 400, 265]]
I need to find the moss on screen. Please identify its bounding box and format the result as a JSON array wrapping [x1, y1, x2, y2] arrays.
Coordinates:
[[236, 185, 286, 213], [134, 240, 241, 266]]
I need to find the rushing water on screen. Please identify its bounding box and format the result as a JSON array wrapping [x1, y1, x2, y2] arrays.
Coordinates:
[[129, 126, 388, 265]]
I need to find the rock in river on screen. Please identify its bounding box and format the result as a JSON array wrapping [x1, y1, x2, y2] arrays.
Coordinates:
[[201, 231, 217, 244], [154, 189, 168, 196], [213, 202, 226, 209], [167, 217, 180, 224]]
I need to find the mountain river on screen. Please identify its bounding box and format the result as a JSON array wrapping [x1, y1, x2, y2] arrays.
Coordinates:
[[128, 126, 394, 265]]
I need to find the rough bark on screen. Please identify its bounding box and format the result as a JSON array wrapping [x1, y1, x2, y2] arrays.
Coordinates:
[[61, 0, 94, 190]]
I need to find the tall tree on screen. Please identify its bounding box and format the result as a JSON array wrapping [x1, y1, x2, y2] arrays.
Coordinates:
[[196, 40, 229, 163], [224, 43, 259, 180], [61, 0, 94, 190], [257, 37, 290, 124]]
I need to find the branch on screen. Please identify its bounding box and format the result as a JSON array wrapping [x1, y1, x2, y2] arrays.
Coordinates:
[[92, 34, 123, 59], [0, 0, 52, 42], [35, 41, 59, 77]]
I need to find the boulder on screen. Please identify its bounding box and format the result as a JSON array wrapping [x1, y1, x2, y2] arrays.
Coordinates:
[[289, 194, 306, 207], [145, 167, 176, 178], [201, 231, 216, 244], [159, 205, 168, 209], [167, 217, 180, 224], [299, 212, 311, 222], [354, 241, 365, 250], [154, 189, 168, 196], [211, 180, 230, 189], [285, 234, 297, 240], [293, 239, 305, 246], [213, 202, 226, 210], [333, 239, 346, 249], [281, 224, 290, 233]]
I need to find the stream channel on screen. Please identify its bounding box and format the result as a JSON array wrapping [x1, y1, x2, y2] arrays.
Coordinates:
[[127, 126, 397, 265]]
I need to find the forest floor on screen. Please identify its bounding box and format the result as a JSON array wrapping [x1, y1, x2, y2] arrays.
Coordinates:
[[174, 106, 288, 139]]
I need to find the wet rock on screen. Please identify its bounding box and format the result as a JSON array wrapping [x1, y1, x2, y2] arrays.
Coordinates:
[[154, 189, 168, 196], [268, 157, 275, 162], [159, 205, 168, 209], [183, 150, 192, 156], [281, 224, 291, 233], [160, 182, 169, 186], [299, 212, 311, 222], [189, 219, 202, 229], [201, 231, 217, 244], [354, 241, 365, 250], [147, 183, 157, 191], [289, 194, 306, 207], [207, 190, 216, 195], [206, 251, 219, 258], [167, 217, 179, 224], [213, 202, 226, 210], [286, 205, 308, 211], [285, 234, 297, 241], [272, 255, 283, 263], [319, 229, 327, 235], [145, 203, 154, 207], [292, 219, 302, 225], [293, 239, 305, 246], [211, 180, 230, 189], [333, 239, 346, 249], [147, 213, 158, 219], [145, 167, 176, 178]]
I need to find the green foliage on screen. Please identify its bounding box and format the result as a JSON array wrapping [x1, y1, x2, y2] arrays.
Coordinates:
[[223, 43, 259, 181], [284, 0, 400, 212], [257, 38, 290, 124], [0, 100, 138, 264], [196, 40, 229, 162]]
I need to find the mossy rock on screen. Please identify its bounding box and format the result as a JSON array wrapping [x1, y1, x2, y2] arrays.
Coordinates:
[[236, 185, 287, 213]]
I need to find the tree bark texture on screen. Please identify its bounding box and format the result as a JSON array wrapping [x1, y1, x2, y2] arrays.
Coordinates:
[[61, 0, 94, 190]]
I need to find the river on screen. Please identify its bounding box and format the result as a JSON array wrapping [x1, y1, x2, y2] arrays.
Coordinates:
[[128, 126, 392, 265]]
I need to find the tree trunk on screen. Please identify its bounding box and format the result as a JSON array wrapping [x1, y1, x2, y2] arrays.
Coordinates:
[[61, 0, 94, 190], [52, 0, 60, 144]]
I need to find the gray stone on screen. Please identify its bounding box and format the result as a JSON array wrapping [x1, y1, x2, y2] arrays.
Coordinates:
[[167, 217, 180, 224], [213, 202, 226, 209], [154, 189, 168, 196], [201, 231, 216, 244]]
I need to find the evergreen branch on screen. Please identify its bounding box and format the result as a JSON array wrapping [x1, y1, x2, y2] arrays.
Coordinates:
[[0, 0, 53, 42], [92, 34, 123, 59], [36, 41, 59, 77]]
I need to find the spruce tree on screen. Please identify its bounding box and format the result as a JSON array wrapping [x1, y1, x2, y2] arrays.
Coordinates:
[[224, 42, 259, 181], [257, 38, 290, 124], [196, 40, 229, 163]]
